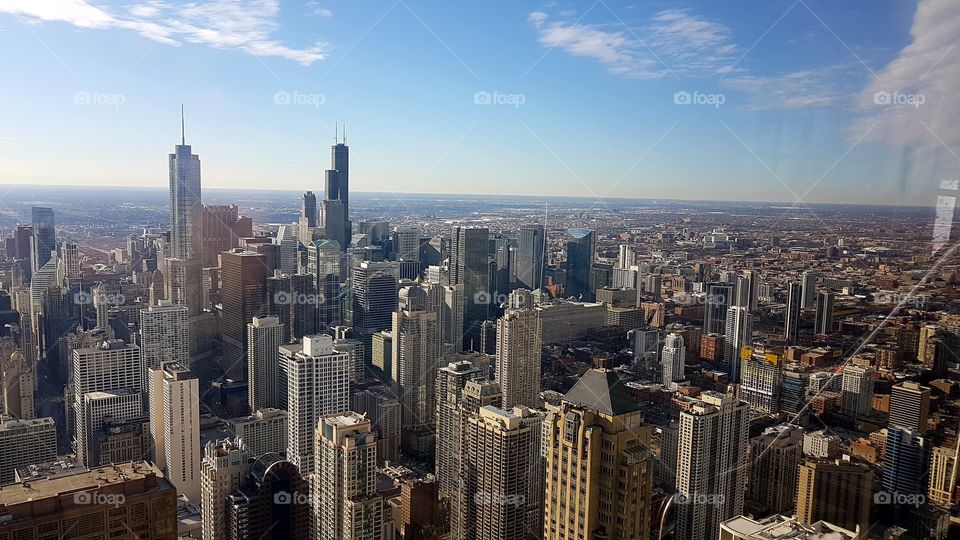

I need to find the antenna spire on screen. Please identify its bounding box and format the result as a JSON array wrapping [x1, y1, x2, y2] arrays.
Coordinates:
[[334, 122, 338, 144], [343, 123, 347, 144], [180, 103, 185, 145]]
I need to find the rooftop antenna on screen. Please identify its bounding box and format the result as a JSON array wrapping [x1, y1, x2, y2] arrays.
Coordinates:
[[343, 122, 347, 145], [334, 122, 338, 144], [180, 103, 185, 145]]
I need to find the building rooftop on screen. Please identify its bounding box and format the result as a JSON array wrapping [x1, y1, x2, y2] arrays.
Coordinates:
[[562, 368, 640, 416], [0, 461, 164, 505]]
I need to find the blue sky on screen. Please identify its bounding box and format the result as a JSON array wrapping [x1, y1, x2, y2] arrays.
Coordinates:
[[0, 0, 958, 205]]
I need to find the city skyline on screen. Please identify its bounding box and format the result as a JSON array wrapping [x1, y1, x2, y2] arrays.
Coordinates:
[[1, 1, 957, 205]]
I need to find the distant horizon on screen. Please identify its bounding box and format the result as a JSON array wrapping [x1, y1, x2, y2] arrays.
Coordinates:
[[0, 183, 939, 210]]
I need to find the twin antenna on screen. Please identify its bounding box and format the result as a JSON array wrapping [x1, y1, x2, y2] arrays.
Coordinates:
[[180, 102, 186, 145], [334, 122, 347, 145]]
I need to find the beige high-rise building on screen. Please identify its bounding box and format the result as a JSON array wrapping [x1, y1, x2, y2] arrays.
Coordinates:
[[928, 445, 957, 506], [543, 368, 653, 540], [201, 438, 252, 540], [391, 303, 441, 456], [1, 350, 34, 419], [460, 405, 542, 540], [149, 362, 201, 502], [495, 291, 542, 408], [435, 361, 484, 500], [314, 412, 382, 540], [746, 424, 803, 515], [228, 407, 288, 457], [795, 458, 873, 533]]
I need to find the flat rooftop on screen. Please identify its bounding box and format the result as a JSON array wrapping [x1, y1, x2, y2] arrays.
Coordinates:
[[0, 461, 163, 505]]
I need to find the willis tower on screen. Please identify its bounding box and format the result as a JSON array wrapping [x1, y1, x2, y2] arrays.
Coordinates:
[[322, 125, 350, 251]]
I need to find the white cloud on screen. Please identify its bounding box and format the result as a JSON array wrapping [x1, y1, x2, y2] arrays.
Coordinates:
[[307, 1, 333, 17], [0, 0, 326, 65], [528, 8, 738, 78], [724, 67, 849, 110], [853, 0, 960, 153]]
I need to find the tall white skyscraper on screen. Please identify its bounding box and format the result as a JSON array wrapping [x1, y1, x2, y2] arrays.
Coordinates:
[[201, 438, 251, 540], [313, 412, 382, 540], [440, 284, 465, 354], [675, 391, 750, 540], [276, 223, 300, 275], [149, 362, 201, 502], [435, 360, 484, 503], [247, 316, 285, 411], [140, 301, 189, 369], [73, 340, 143, 466], [661, 332, 686, 387], [168, 107, 203, 318], [723, 306, 752, 382], [282, 335, 350, 474], [495, 290, 542, 408]]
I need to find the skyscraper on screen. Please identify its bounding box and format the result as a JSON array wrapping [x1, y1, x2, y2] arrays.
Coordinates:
[[795, 458, 873, 533], [784, 281, 802, 343], [565, 228, 596, 301], [149, 362, 201, 503], [543, 369, 654, 540], [168, 108, 204, 317], [435, 360, 484, 503], [494, 290, 541, 408], [800, 271, 818, 310], [460, 405, 543, 540], [351, 260, 399, 341], [140, 302, 189, 369], [814, 289, 835, 334], [225, 453, 310, 539], [841, 365, 874, 416], [282, 335, 350, 474], [248, 316, 285, 411], [0, 416, 56, 484], [392, 288, 441, 455], [675, 391, 750, 540], [201, 438, 252, 540], [30, 206, 55, 274], [313, 412, 382, 540], [515, 224, 546, 291], [661, 332, 686, 387], [746, 424, 803, 516], [220, 249, 269, 377], [889, 381, 931, 433], [302, 190, 318, 228], [723, 306, 752, 382], [322, 132, 351, 249], [451, 226, 490, 349], [703, 282, 734, 335]]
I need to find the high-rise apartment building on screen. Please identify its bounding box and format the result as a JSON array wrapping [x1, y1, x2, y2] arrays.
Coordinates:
[[351, 385, 402, 464], [149, 362, 201, 502], [201, 438, 252, 540], [225, 453, 310, 539], [723, 305, 752, 382], [220, 248, 269, 376], [704, 282, 734, 336], [661, 332, 686, 387], [247, 316, 285, 411], [565, 228, 596, 301], [494, 291, 541, 408], [201, 204, 252, 267], [391, 297, 441, 455], [800, 271, 818, 310], [784, 281, 802, 343], [889, 381, 930, 433], [30, 206, 56, 274], [746, 424, 802, 515], [435, 361, 484, 503], [460, 405, 543, 540], [140, 301, 189, 369], [282, 335, 350, 474], [313, 412, 382, 539], [228, 407, 288, 457], [841, 365, 874, 416], [675, 391, 750, 540], [739, 351, 783, 414]]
